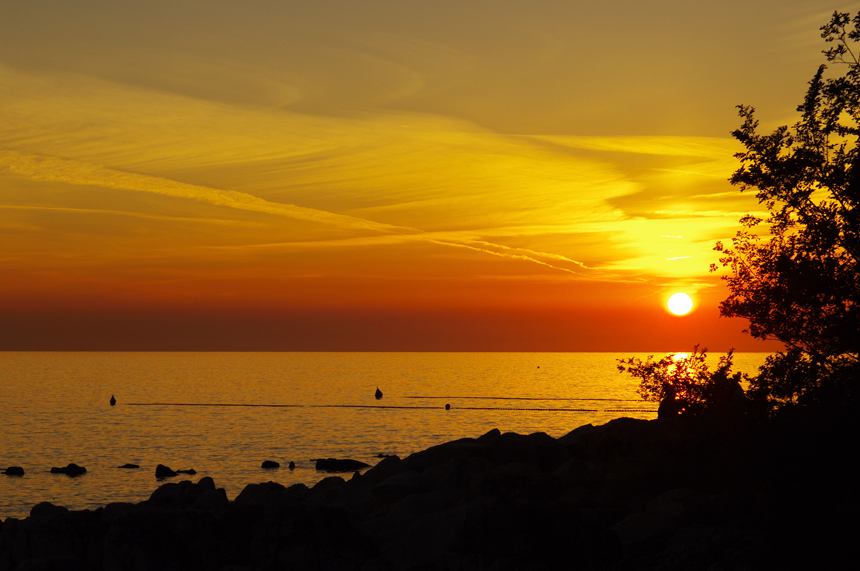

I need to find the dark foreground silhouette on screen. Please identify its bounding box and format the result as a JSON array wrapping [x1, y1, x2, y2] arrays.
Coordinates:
[[1, 415, 856, 570]]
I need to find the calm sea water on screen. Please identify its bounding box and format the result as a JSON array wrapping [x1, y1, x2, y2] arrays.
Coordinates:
[[0, 352, 768, 519]]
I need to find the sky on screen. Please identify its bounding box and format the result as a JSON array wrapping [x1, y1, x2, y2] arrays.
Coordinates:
[[0, 1, 846, 351]]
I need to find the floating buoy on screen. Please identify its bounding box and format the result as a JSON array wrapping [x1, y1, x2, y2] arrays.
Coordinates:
[[110, 395, 116, 406], [445, 403, 451, 410], [375, 387, 383, 400]]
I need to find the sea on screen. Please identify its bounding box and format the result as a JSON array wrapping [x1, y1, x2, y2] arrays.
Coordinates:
[[0, 352, 769, 519]]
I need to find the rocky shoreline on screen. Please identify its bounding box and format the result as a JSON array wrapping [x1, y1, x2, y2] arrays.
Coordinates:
[[1, 416, 855, 570]]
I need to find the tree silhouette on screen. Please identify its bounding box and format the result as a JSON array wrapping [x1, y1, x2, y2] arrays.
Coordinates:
[[617, 346, 747, 417], [712, 11, 860, 412]]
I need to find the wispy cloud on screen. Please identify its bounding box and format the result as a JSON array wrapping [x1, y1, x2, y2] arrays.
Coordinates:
[[0, 150, 413, 234]]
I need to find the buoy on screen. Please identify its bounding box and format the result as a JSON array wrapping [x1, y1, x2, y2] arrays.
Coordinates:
[[375, 387, 383, 400], [110, 395, 116, 406], [445, 403, 450, 410], [289, 461, 295, 470]]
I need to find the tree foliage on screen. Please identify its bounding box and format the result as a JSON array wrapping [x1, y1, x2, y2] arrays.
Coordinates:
[[711, 11, 860, 411], [617, 346, 747, 417]]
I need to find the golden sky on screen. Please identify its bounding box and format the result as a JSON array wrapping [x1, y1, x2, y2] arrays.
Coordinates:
[[0, 1, 840, 350]]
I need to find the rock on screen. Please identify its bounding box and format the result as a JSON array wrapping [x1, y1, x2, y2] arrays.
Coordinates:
[[612, 510, 681, 555], [191, 488, 229, 511], [314, 458, 371, 472], [249, 504, 378, 570], [117, 463, 139, 469], [29, 503, 69, 518], [154, 464, 177, 478], [9, 555, 87, 570], [176, 468, 196, 475], [49, 464, 86, 477], [371, 470, 422, 503], [147, 477, 218, 509], [233, 481, 312, 508], [4, 508, 103, 570], [102, 505, 225, 570], [3, 466, 24, 476], [361, 454, 406, 487], [261, 460, 280, 469], [288, 461, 295, 470]]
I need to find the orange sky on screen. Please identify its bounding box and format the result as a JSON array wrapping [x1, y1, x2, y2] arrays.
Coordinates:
[[0, 1, 840, 351]]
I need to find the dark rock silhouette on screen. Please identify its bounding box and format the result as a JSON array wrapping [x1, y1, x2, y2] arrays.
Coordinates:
[[261, 460, 280, 469], [3, 466, 24, 476], [314, 458, 371, 472], [117, 464, 139, 469], [288, 461, 295, 470], [154, 464, 177, 478], [49, 464, 86, 477], [375, 386, 383, 399], [30, 502, 70, 518], [176, 468, 196, 475], [2, 417, 856, 570], [109, 395, 116, 406], [146, 477, 227, 510]]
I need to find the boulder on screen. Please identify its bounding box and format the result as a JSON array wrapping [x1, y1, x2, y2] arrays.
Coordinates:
[[612, 510, 681, 555], [49, 464, 86, 477], [29, 503, 69, 518], [176, 468, 196, 475], [147, 477, 218, 509], [248, 504, 378, 570], [102, 505, 225, 571], [233, 481, 312, 508], [4, 508, 103, 570], [3, 466, 24, 476], [117, 464, 139, 469], [154, 464, 177, 478], [261, 460, 280, 469], [361, 455, 405, 487], [8, 555, 87, 570], [190, 488, 229, 512], [314, 458, 371, 472]]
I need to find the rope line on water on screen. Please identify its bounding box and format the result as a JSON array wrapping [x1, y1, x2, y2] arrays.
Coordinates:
[[404, 396, 643, 402], [125, 402, 656, 413]]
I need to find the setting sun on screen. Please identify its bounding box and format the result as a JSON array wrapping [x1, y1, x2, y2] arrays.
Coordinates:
[[667, 293, 693, 316]]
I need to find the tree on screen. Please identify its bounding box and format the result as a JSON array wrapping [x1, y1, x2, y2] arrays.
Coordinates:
[[617, 346, 748, 418], [711, 11, 860, 412]]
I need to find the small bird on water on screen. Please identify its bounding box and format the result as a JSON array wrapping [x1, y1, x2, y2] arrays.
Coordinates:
[[110, 395, 116, 406], [375, 387, 383, 400]]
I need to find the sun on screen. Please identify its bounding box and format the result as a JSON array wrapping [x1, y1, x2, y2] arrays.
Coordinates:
[[667, 292, 693, 315]]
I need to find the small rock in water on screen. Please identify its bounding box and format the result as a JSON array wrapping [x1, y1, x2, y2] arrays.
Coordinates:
[[176, 468, 196, 475], [117, 463, 140, 469], [3, 466, 25, 476], [289, 461, 296, 470], [110, 394, 116, 406], [50, 463, 87, 476], [155, 464, 178, 478], [261, 460, 280, 469], [375, 387, 383, 399]]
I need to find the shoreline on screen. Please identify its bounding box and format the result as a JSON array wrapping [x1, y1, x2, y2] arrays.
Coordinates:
[[1, 416, 856, 570]]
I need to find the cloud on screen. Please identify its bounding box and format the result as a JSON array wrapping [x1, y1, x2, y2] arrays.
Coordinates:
[[0, 150, 413, 234]]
